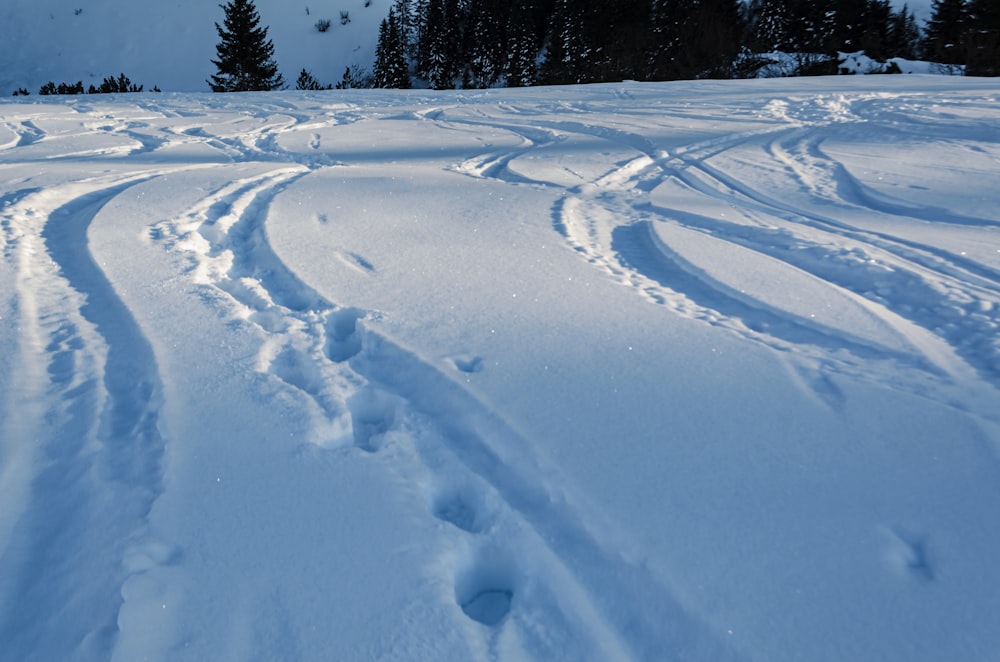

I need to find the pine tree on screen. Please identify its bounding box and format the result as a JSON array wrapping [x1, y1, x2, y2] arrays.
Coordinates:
[[787, 0, 836, 52], [295, 68, 327, 90], [922, 0, 968, 64], [208, 0, 284, 92], [965, 0, 1000, 75], [89, 73, 143, 94], [598, 0, 651, 81], [506, 2, 539, 86], [747, 0, 793, 52], [859, 0, 893, 59], [832, 0, 870, 51], [392, 0, 416, 61], [420, 0, 462, 89], [464, 0, 507, 88], [373, 9, 412, 88], [886, 4, 921, 59], [691, 0, 747, 77], [648, 0, 688, 80], [540, 0, 591, 84]]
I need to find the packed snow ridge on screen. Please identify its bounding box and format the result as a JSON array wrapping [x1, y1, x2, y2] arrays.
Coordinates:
[[1, 75, 999, 661]]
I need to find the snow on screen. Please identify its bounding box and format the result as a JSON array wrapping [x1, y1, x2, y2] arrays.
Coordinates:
[[1, 75, 1000, 661], [0, 0, 393, 95], [1, 0, 939, 95]]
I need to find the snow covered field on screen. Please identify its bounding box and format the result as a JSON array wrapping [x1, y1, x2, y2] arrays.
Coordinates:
[[1, 75, 999, 661]]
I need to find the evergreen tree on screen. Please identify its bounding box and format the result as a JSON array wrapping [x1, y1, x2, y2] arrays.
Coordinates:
[[506, 2, 540, 86], [965, 0, 1000, 75], [747, 0, 793, 52], [464, 0, 507, 88], [922, 0, 968, 64], [859, 0, 893, 59], [392, 0, 416, 61], [88, 73, 143, 94], [295, 68, 328, 90], [208, 0, 284, 92], [335, 65, 371, 89], [419, 0, 462, 88], [598, 0, 652, 81], [41, 81, 85, 95], [373, 9, 412, 88], [787, 0, 836, 52], [540, 0, 591, 84], [832, 0, 870, 51], [647, 0, 688, 80], [886, 4, 921, 59]]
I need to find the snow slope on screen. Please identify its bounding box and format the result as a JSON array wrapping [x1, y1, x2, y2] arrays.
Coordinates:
[[1, 0, 937, 95], [0, 0, 391, 94], [1, 75, 999, 661]]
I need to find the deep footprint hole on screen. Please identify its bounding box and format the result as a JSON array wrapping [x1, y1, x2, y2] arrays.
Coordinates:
[[347, 387, 397, 453], [325, 307, 365, 362], [451, 355, 484, 374], [461, 589, 513, 627], [455, 547, 517, 627]]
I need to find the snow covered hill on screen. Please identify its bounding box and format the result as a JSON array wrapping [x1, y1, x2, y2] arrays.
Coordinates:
[[0, 0, 390, 94], [1, 75, 999, 661], [1, 0, 939, 95]]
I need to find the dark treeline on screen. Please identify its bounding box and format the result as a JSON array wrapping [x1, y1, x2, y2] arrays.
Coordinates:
[[372, 0, 1000, 88], [18, 0, 998, 96]]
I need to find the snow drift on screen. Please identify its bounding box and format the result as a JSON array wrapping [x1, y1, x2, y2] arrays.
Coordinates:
[[1, 75, 999, 661]]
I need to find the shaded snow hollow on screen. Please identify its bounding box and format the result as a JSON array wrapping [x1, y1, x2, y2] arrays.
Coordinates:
[[1, 76, 999, 661]]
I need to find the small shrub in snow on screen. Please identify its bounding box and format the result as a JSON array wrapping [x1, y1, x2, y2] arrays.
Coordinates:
[[39, 80, 85, 95], [12, 88, 30, 96], [295, 68, 330, 90], [315, 18, 331, 32], [340, 11, 350, 25], [89, 73, 144, 94], [335, 64, 371, 89]]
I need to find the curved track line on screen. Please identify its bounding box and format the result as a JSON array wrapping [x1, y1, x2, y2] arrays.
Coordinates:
[[525, 91, 1000, 400], [0, 175, 171, 660], [663, 129, 1000, 390], [154, 159, 739, 659]]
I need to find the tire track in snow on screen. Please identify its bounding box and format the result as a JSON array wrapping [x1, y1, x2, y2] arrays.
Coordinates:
[[0, 174, 171, 660], [156, 162, 738, 660]]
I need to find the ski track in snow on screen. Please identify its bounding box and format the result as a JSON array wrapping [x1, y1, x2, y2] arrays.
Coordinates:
[[476, 92, 1000, 413], [129, 98, 739, 659], [151, 157, 708, 660], [0, 172, 174, 659], [1, 82, 998, 660]]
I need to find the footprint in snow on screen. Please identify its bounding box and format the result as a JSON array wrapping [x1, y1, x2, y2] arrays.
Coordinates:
[[451, 355, 484, 374], [431, 481, 494, 534], [323, 307, 365, 363], [455, 545, 517, 626], [346, 386, 399, 453], [883, 527, 934, 582]]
